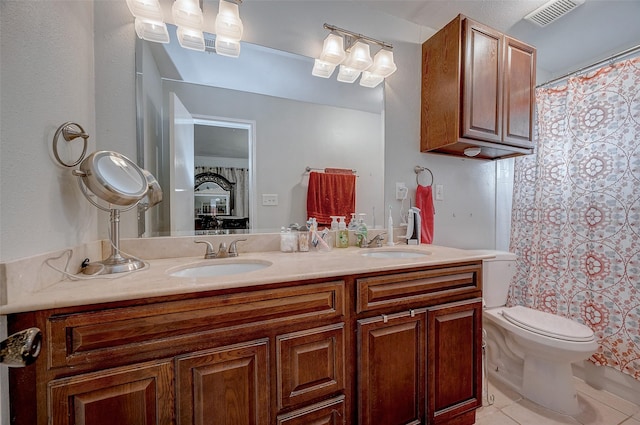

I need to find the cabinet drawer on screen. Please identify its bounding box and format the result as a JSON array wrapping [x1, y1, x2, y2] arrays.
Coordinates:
[[277, 323, 345, 410], [276, 396, 345, 425], [48, 281, 345, 370], [356, 264, 481, 313]]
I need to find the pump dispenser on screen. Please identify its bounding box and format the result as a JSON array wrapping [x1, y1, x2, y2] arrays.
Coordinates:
[[336, 216, 348, 248], [355, 213, 368, 247]]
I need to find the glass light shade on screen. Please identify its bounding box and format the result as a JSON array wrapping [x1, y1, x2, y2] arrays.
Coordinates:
[[337, 65, 361, 83], [359, 71, 385, 88], [319, 33, 346, 65], [215, 36, 241, 57], [134, 18, 170, 43], [177, 26, 205, 51], [215, 0, 243, 41], [312, 59, 337, 78], [369, 49, 397, 78], [172, 0, 203, 29], [342, 41, 373, 71], [126, 0, 163, 21]]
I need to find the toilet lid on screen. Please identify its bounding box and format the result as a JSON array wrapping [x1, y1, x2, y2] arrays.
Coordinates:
[[501, 306, 595, 342]]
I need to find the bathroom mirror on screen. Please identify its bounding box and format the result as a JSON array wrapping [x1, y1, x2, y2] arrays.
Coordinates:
[[136, 25, 385, 236]]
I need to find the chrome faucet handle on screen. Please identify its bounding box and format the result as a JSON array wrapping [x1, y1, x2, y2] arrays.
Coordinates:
[[228, 239, 247, 257], [216, 242, 229, 258], [367, 232, 387, 248], [195, 240, 216, 259]]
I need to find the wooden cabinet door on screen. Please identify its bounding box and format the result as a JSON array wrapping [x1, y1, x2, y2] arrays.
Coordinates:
[[462, 18, 504, 144], [175, 339, 270, 425], [49, 359, 173, 425], [277, 323, 345, 410], [357, 310, 426, 425], [503, 36, 536, 147], [427, 299, 482, 425]]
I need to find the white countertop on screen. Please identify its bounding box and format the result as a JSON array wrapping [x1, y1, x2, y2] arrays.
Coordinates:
[[0, 244, 493, 315]]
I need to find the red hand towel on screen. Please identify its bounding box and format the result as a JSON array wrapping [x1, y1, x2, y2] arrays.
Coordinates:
[[416, 185, 435, 244], [307, 171, 356, 226]]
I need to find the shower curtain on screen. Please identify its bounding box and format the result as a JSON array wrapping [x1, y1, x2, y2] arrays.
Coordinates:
[[509, 56, 640, 379]]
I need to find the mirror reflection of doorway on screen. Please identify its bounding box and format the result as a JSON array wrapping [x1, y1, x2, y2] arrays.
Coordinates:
[[194, 119, 251, 234]]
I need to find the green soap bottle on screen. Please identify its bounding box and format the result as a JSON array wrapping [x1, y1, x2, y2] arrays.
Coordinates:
[[336, 216, 349, 248]]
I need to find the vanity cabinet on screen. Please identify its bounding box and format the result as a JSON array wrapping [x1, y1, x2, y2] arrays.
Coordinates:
[[421, 14, 536, 160], [355, 264, 483, 425], [9, 280, 346, 425], [8, 260, 483, 425]]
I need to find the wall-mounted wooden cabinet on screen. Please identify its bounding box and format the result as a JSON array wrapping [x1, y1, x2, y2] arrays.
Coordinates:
[[421, 14, 536, 160]]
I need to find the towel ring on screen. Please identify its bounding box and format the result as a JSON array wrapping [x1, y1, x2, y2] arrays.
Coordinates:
[[52, 122, 89, 168], [414, 166, 433, 186]]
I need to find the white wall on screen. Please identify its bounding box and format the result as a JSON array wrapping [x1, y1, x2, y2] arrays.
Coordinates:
[[0, 1, 98, 262]]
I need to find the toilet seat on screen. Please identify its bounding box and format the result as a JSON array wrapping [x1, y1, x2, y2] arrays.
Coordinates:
[[501, 306, 595, 342]]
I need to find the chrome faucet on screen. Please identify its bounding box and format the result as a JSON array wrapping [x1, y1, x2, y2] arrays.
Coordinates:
[[363, 232, 386, 248], [228, 238, 247, 257], [195, 239, 246, 259]]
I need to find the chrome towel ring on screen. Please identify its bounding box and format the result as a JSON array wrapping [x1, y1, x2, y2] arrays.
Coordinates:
[[414, 165, 433, 186], [52, 122, 89, 168]]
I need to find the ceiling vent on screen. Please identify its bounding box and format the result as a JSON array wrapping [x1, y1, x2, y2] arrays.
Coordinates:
[[204, 34, 216, 53], [524, 0, 585, 27]]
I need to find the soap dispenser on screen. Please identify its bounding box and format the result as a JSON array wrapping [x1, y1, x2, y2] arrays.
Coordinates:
[[355, 213, 368, 247], [336, 216, 348, 248]]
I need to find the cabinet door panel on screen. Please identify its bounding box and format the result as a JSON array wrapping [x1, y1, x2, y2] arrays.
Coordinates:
[[503, 36, 536, 146], [358, 311, 426, 425], [277, 323, 345, 410], [176, 339, 269, 425], [427, 299, 482, 424], [49, 360, 173, 425], [462, 19, 503, 143]]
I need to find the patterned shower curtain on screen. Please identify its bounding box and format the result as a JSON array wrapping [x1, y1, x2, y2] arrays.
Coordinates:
[[509, 56, 640, 379]]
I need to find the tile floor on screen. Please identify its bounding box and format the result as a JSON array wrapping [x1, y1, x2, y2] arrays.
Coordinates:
[[476, 377, 640, 425]]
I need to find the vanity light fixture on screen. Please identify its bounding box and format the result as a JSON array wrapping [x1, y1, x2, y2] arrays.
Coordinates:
[[126, 0, 170, 43], [215, 0, 243, 57], [311, 31, 346, 78], [312, 24, 396, 88], [173, 0, 205, 51], [128, 0, 244, 57]]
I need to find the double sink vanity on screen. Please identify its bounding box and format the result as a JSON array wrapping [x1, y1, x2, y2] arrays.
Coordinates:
[[4, 235, 490, 425]]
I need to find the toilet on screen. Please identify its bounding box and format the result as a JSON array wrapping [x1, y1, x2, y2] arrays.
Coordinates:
[[479, 251, 598, 416]]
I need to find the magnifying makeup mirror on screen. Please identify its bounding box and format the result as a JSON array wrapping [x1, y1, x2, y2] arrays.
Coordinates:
[[52, 122, 162, 275], [71, 151, 163, 274]]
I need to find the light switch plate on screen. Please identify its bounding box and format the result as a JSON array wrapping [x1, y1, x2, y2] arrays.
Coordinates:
[[262, 194, 278, 206], [435, 184, 444, 201]]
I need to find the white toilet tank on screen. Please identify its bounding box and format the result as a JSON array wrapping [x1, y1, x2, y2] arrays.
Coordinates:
[[473, 250, 518, 308]]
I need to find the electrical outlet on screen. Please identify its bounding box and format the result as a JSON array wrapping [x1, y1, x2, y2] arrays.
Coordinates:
[[262, 194, 278, 206], [435, 184, 444, 201], [395, 182, 408, 200]]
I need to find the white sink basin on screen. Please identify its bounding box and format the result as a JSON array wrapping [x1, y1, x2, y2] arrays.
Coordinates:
[[360, 249, 430, 259], [168, 260, 272, 278]]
